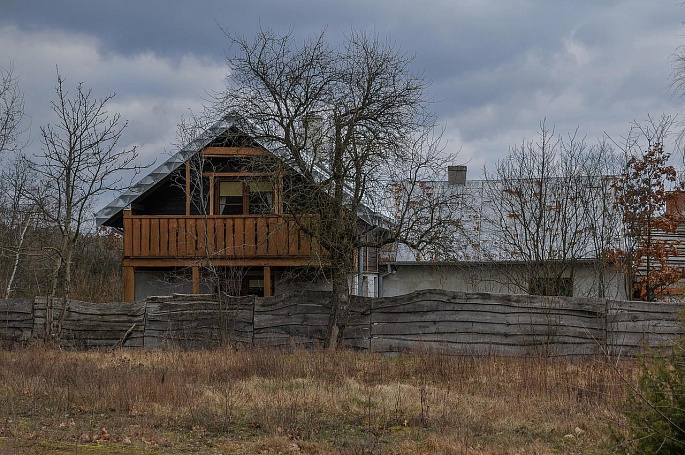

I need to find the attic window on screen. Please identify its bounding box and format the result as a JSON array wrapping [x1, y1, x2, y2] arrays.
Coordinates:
[[218, 181, 243, 215], [248, 181, 274, 214], [217, 180, 274, 215]]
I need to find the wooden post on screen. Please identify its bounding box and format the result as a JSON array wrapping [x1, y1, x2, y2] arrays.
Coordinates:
[[264, 266, 272, 297], [123, 209, 133, 257], [123, 266, 135, 302], [185, 162, 191, 215], [192, 266, 201, 294], [209, 173, 215, 215]]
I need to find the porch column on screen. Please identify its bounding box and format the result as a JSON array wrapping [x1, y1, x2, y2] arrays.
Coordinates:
[[192, 266, 201, 294], [264, 266, 272, 297], [123, 266, 135, 302]]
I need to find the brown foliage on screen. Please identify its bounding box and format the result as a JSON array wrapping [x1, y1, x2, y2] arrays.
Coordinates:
[[611, 141, 685, 300]]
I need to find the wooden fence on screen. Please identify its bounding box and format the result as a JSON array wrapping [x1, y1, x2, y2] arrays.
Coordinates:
[[0, 290, 681, 355]]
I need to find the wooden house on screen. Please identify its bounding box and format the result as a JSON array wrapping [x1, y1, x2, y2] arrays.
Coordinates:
[[96, 116, 382, 302]]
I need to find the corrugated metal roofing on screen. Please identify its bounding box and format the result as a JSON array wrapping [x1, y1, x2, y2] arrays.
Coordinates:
[[96, 116, 240, 227]]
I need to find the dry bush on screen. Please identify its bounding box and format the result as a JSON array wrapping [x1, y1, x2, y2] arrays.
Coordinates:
[[0, 345, 632, 454]]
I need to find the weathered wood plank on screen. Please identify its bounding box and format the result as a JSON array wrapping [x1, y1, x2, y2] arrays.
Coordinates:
[[177, 218, 186, 256], [215, 218, 225, 253], [256, 217, 268, 255], [6, 291, 683, 354], [234, 218, 244, 256], [150, 218, 160, 256], [158, 218, 169, 256], [141, 218, 150, 256], [132, 218, 142, 256]]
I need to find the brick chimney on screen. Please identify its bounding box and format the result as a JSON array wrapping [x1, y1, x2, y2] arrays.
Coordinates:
[[666, 190, 685, 216], [447, 165, 467, 186]]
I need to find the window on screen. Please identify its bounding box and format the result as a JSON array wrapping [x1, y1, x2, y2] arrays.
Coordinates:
[[528, 276, 573, 297], [218, 181, 243, 215], [356, 247, 379, 273], [217, 180, 274, 215], [248, 181, 274, 214], [247, 278, 265, 296]]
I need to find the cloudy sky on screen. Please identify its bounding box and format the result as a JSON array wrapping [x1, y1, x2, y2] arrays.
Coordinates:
[[2, 0, 685, 192]]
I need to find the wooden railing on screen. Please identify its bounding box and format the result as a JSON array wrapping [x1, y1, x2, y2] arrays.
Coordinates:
[[123, 215, 323, 260]]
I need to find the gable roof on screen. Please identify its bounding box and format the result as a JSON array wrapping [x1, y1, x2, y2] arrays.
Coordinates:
[[96, 114, 390, 230], [95, 116, 242, 227]]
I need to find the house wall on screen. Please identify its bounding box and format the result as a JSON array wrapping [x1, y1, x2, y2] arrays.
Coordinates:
[[134, 268, 210, 301], [380, 263, 628, 300], [134, 267, 332, 301], [135, 178, 186, 215], [274, 270, 332, 295]]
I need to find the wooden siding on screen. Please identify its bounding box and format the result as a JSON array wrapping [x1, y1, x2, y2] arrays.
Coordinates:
[[123, 215, 323, 260]]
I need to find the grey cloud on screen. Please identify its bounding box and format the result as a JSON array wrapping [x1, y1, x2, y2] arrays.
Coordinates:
[[2, 0, 685, 180]]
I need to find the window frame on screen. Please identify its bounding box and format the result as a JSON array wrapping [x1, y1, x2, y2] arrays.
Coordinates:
[[214, 178, 276, 216]]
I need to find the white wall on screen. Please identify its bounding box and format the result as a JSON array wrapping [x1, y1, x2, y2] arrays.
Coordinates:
[[380, 263, 628, 300]]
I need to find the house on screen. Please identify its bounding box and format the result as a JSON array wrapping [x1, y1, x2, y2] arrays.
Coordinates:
[[379, 166, 630, 299], [96, 116, 382, 302]]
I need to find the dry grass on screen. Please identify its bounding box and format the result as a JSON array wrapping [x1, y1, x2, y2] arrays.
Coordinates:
[[0, 344, 632, 454]]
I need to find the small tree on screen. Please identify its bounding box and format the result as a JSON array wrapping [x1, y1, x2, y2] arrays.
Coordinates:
[[25, 71, 143, 337], [612, 116, 685, 301]]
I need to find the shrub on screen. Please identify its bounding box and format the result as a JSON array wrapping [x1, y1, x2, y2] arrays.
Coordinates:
[[623, 335, 685, 453]]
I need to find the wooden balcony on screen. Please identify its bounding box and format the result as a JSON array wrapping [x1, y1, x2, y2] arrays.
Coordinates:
[[123, 214, 324, 262]]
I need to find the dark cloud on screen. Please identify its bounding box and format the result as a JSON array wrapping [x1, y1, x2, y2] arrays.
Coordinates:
[[2, 0, 684, 181]]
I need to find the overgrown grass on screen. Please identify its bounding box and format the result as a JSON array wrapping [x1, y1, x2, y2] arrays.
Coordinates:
[[0, 344, 633, 454]]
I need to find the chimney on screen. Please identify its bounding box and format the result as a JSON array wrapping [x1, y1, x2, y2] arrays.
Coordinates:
[[302, 113, 324, 151], [448, 165, 467, 186], [666, 190, 685, 217]]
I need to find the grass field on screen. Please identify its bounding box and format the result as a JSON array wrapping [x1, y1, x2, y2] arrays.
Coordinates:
[[0, 345, 634, 454]]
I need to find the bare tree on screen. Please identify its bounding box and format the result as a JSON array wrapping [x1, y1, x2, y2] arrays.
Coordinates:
[[0, 63, 26, 156], [215, 29, 457, 346], [577, 139, 624, 297], [0, 63, 32, 297], [0, 155, 37, 298], [25, 71, 143, 338], [483, 121, 622, 297], [376, 127, 466, 261]]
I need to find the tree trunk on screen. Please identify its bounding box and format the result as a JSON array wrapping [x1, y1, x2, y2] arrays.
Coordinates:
[[57, 241, 75, 336], [45, 251, 63, 340], [327, 266, 350, 350], [5, 211, 32, 298]]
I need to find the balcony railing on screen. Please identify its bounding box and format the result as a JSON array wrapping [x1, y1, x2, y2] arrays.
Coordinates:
[[123, 215, 323, 260]]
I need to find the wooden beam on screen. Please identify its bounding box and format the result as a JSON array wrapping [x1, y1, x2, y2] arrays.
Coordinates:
[[185, 162, 191, 216], [264, 266, 272, 297], [202, 146, 268, 157], [123, 210, 133, 257], [123, 257, 326, 268], [209, 175, 215, 215], [123, 266, 135, 303], [203, 172, 274, 177]]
